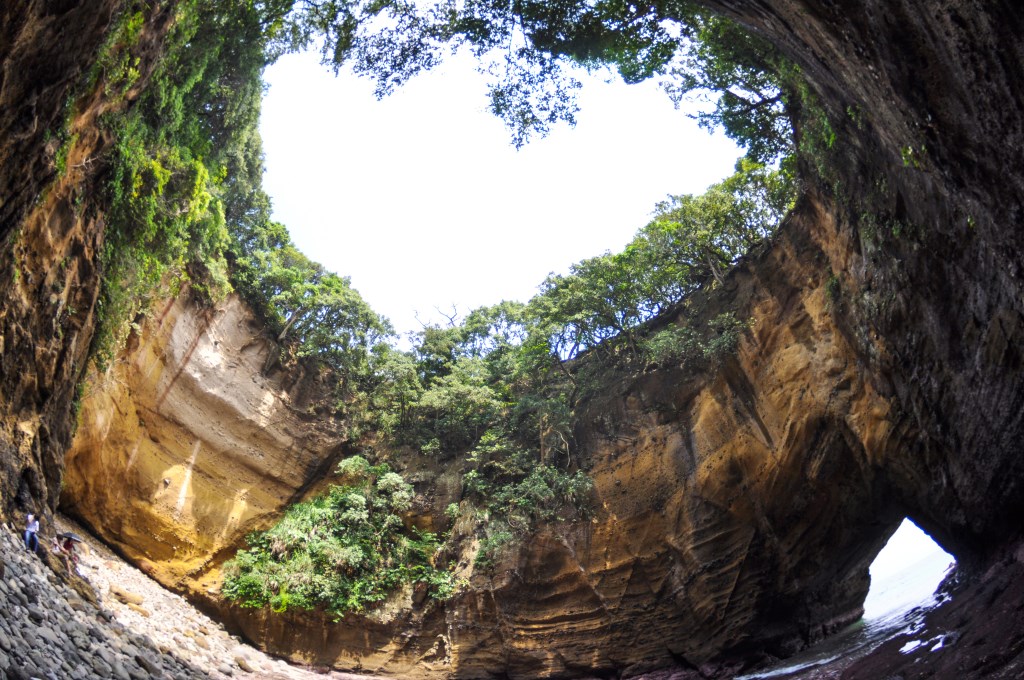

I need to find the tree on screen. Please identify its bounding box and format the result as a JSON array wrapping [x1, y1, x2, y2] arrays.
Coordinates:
[[641, 157, 795, 285], [661, 10, 797, 162], [415, 356, 505, 451], [266, 0, 797, 156], [528, 159, 794, 362], [233, 238, 391, 381]]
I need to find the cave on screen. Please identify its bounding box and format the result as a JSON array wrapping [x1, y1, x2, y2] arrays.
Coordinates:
[[2, 1, 1024, 679], [732, 520, 956, 679], [863, 518, 955, 622]]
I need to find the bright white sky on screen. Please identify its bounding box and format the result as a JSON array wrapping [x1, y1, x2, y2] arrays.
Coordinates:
[[260, 50, 742, 335], [870, 518, 953, 580]]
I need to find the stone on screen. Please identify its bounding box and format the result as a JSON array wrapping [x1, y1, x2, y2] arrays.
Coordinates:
[[134, 652, 161, 674], [109, 585, 145, 606], [126, 664, 149, 680], [234, 655, 258, 673], [95, 646, 115, 666], [89, 657, 112, 676], [35, 625, 60, 646], [109, 661, 132, 680], [67, 598, 89, 612], [125, 603, 150, 618]]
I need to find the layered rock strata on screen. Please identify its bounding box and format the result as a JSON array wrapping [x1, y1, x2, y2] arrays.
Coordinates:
[[2, 1, 1024, 679], [701, 0, 1024, 568], [60, 292, 348, 590], [65, 197, 905, 678], [0, 0, 174, 519]]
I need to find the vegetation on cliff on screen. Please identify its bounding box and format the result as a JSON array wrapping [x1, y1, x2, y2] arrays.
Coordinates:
[[84, 0, 804, 388], [88, 0, 391, 380], [78, 0, 802, 616], [223, 456, 455, 616], [366, 157, 791, 564]]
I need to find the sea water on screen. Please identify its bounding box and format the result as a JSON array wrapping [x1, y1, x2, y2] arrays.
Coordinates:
[[735, 519, 955, 679]]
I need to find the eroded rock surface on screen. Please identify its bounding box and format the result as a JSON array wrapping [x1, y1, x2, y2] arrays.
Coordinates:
[[2, 1, 1024, 679], [0, 0, 174, 520], [61, 292, 348, 590], [62, 199, 904, 679]]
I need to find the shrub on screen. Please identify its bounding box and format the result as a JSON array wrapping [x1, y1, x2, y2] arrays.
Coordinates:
[[222, 458, 455, 617]]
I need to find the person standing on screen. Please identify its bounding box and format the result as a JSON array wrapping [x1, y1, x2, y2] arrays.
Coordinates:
[[24, 513, 39, 552]]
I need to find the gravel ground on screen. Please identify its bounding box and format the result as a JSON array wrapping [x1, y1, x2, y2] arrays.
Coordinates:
[[0, 516, 377, 680]]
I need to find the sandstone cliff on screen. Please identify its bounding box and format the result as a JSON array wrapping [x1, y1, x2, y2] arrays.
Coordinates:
[[0, 0, 174, 519], [3, 1, 1024, 679], [54, 196, 926, 678], [60, 291, 348, 590]]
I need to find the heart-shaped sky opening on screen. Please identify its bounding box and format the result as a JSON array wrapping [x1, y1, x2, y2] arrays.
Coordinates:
[[261, 51, 744, 334]]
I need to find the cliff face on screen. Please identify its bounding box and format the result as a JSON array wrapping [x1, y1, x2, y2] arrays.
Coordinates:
[[59, 197, 906, 679], [57, 200, 864, 677], [427, 198, 906, 678], [3, 1, 1024, 679], [60, 291, 348, 589], [702, 1, 1024, 571], [0, 1, 173, 519]]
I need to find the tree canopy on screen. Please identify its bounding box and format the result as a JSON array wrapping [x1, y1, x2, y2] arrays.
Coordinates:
[[531, 158, 793, 361], [91, 0, 800, 372], [266, 0, 798, 155]]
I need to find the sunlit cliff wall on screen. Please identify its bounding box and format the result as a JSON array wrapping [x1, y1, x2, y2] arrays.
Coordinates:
[[63, 198, 907, 678], [60, 291, 349, 590], [0, 1, 174, 518]]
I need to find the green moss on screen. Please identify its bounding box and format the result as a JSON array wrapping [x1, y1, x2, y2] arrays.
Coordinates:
[[825, 271, 841, 309]]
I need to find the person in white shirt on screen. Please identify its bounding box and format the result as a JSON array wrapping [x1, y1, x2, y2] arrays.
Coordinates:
[[24, 513, 39, 552]]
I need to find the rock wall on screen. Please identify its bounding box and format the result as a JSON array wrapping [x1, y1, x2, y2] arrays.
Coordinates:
[[2, 1, 1024, 679], [167, 197, 903, 678], [0, 0, 175, 520], [701, 0, 1024, 567], [209, 4, 1024, 673], [422, 198, 908, 678], [60, 291, 349, 590]]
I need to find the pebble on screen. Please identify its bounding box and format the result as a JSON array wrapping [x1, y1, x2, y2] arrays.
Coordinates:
[[0, 517, 378, 680]]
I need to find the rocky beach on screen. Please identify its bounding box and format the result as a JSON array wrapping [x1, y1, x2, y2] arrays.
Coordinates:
[[0, 517, 372, 680]]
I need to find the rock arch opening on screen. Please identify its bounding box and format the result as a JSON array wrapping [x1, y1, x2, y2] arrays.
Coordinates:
[[863, 518, 955, 623], [736, 519, 957, 680], [3, 0, 1024, 677]]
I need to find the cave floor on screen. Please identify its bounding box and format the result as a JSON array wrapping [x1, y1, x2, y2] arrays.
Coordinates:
[[10, 515, 1022, 680], [41, 515, 380, 680]]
